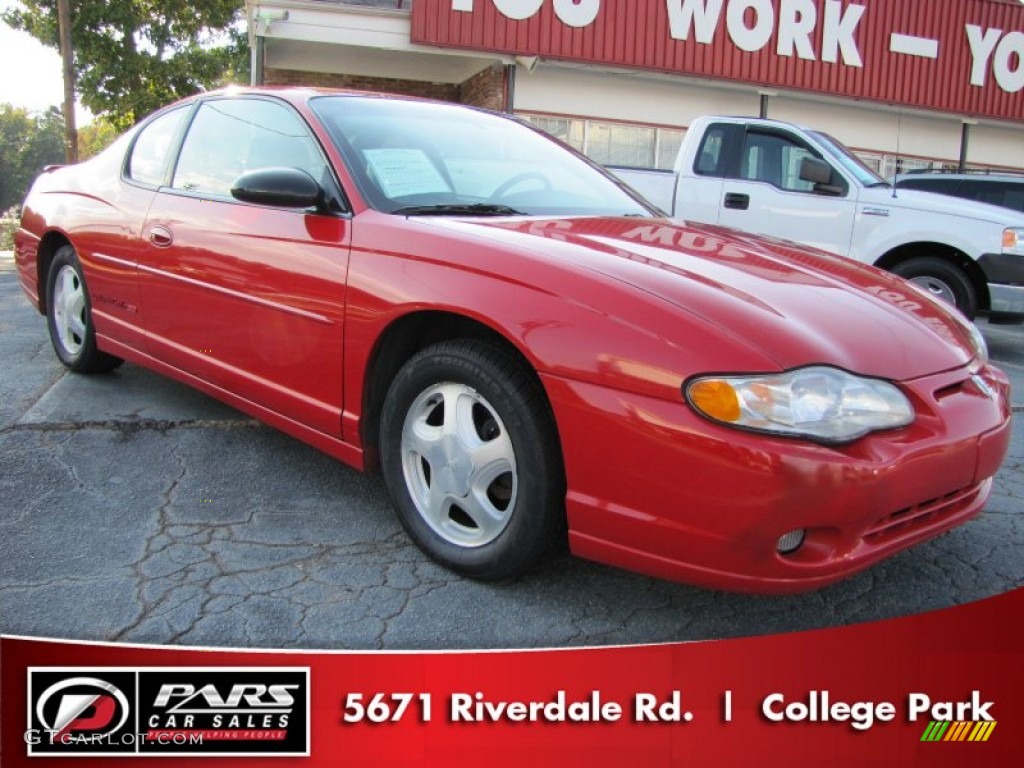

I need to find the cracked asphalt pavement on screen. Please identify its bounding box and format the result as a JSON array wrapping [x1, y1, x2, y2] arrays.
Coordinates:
[[1, 253, 1022, 649]]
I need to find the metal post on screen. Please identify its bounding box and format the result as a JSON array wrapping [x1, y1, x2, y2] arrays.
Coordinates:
[[958, 121, 971, 172], [504, 64, 516, 113], [757, 90, 776, 119], [253, 34, 265, 86]]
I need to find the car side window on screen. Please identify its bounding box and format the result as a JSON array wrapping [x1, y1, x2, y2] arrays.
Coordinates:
[[900, 178, 962, 195], [172, 98, 327, 198], [740, 131, 818, 193], [999, 184, 1024, 213], [127, 106, 188, 186], [967, 180, 1023, 212]]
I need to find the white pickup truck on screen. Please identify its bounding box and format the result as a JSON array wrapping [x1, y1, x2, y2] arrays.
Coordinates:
[[611, 116, 1024, 321]]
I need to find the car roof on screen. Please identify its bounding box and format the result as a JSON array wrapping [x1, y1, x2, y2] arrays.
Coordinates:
[[195, 85, 461, 108], [895, 171, 1024, 182]]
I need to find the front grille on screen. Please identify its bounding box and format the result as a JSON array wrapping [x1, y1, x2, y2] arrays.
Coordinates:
[[863, 484, 982, 544]]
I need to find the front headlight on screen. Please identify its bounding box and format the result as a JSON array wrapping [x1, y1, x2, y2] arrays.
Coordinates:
[[1003, 228, 1024, 256], [686, 366, 914, 444]]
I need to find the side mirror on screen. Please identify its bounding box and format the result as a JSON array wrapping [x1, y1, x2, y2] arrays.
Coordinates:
[[231, 167, 324, 209], [799, 156, 832, 185], [800, 157, 844, 197]]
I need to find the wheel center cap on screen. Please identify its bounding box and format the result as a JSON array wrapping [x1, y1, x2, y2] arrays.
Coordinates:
[[438, 438, 473, 496]]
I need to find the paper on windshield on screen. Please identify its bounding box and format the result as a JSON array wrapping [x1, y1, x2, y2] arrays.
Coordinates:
[[364, 149, 452, 198]]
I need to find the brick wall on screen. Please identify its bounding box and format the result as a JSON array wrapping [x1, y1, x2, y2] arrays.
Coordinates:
[[264, 65, 508, 110], [457, 65, 507, 111]]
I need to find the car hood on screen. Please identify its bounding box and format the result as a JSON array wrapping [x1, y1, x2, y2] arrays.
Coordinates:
[[862, 185, 1024, 225], [427, 216, 977, 381]]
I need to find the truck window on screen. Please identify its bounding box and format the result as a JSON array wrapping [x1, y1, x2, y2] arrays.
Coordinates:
[[694, 125, 729, 177], [740, 131, 817, 193]]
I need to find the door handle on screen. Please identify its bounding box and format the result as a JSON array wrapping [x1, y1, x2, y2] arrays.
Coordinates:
[[149, 225, 173, 248], [723, 193, 750, 210]]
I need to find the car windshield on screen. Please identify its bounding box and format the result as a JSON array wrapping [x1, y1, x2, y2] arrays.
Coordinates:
[[310, 96, 652, 217], [809, 131, 888, 188]]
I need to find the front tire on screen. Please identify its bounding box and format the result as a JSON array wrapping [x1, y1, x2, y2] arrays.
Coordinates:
[[891, 257, 977, 319], [380, 340, 564, 581], [45, 245, 123, 373]]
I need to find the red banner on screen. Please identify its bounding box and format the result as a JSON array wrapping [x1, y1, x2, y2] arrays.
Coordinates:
[[412, 0, 1024, 122], [2, 588, 1022, 766]]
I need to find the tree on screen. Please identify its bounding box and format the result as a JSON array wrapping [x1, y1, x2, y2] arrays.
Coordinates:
[[77, 118, 118, 160], [0, 104, 65, 210], [57, 0, 77, 162], [3, 1, 249, 130]]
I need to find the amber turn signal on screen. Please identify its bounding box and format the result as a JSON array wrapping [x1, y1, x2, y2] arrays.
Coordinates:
[[688, 379, 741, 422]]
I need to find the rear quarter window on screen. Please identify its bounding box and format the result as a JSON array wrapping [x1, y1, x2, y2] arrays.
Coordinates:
[[694, 126, 729, 177], [127, 107, 188, 187]]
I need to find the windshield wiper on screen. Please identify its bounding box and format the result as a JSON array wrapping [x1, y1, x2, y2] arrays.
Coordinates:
[[390, 203, 525, 216]]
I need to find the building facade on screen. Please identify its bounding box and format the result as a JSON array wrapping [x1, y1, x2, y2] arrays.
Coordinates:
[[248, 0, 1024, 174]]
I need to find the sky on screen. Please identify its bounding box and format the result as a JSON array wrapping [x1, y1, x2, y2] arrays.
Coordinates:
[[0, 0, 92, 123]]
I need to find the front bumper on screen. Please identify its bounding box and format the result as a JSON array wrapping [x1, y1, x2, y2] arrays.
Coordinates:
[[543, 363, 1011, 593], [988, 283, 1024, 315], [979, 253, 1024, 315]]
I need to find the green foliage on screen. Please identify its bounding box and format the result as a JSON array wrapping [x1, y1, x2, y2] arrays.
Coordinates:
[[0, 104, 65, 210], [1, 205, 21, 251], [78, 118, 119, 160], [3, 1, 249, 130]]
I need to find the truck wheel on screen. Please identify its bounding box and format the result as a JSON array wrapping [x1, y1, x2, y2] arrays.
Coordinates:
[[891, 257, 977, 319]]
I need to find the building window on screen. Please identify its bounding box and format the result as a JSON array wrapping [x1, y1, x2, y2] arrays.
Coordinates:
[[656, 130, 685, 171], [586, 122, 656, 168], [526, 116, 584, 152], [859, 154, 960, 179], [523, 113, 1005, 178], [520, 113, 684, 171]]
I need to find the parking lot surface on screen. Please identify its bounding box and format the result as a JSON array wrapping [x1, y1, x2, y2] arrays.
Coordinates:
[[1, 253, 1022, 649]]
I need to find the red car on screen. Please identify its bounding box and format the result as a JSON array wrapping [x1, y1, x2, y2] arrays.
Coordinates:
[[14, 88, 1010, 592]]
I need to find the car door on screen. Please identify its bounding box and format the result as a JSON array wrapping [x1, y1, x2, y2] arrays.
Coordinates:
[[137, 96, 351, 437], [717, 127, 857, 256], [79, 105, 190, 353]]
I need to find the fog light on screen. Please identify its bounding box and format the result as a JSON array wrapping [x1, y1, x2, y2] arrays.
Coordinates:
[[777, 529, 805, 554]]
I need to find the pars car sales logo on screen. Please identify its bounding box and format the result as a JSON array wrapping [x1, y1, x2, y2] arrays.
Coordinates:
[[26, 667, 310, 756]]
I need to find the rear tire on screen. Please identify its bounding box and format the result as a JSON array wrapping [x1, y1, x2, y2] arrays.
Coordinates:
[[380, 340, 564, 581], [45, 245, 123, 373], [891, 257, 977, 319]]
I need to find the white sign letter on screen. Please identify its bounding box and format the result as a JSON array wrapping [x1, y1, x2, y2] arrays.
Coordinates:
[[994, 31, 1024, 93], [667, 0, 724, 43], [555, 0, 600, 28], [822, 0, 865, 67], [493, 0, 544, 21], [727, 0, 774, 53], [452, 0, 474, 11], [966, 25, 1002, 86], [778, 0, 817, 60]]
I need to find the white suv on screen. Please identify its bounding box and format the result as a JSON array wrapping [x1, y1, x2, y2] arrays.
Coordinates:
[[894, 171, 1024, 216]]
